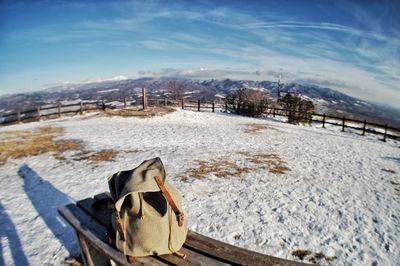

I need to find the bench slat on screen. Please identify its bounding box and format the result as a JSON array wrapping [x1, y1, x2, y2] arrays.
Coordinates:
[[157, 248, 229, 266], [58, 204, 168, 266], [77, 195, 306, 265], [78, 198, 113, 226], [94, 192, 112, 201], [77, 197, 228, 265], [185, 231, 304, 266]]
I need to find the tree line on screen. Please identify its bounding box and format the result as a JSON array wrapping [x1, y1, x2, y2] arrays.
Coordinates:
[[225, 88, 314, 124]]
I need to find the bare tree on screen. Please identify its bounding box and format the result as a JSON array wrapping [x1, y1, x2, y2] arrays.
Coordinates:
[[225, 88, 269, 117], [168, 81, 185, 100]]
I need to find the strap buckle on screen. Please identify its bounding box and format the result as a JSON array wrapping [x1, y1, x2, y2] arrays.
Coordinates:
[[177, 213, 184, 227]]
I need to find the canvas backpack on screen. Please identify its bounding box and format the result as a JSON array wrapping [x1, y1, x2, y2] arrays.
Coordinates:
[[108, 157, 188, 258]]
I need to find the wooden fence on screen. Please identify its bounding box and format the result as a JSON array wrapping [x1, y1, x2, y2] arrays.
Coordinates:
[[181, 101, 400, 142], [1, 97, 399, 141], [267, 107, 400, 141], [0, 100, 100, 124]]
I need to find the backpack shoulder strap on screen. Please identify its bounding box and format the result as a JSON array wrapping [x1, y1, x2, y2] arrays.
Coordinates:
[[154, 176, 184, 227]]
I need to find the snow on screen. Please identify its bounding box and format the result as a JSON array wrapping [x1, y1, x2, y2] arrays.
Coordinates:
[[184, 90, 200, 95], [245, 86, 265, 91], [313, 98, 329, 104], [97, 89, 120, 94], [0, 109, 399, 265], [106, 75, 129, 82], [60, 100, 81, 105]]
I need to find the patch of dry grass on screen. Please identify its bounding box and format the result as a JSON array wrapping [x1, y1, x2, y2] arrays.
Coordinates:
[[292, 249, 336, 264], [0, 129, 32, 139], [73, 149, 117, 162], [104, 106, 176, 118], [234, 234, 241, 240], [183, 151, 290, 181], [242, 123, 276, 134], [292, 249, 312, 260], [390, 180, 400, 194], [0, 126, 119, 165], [0, 126, 81, 165], [382, 168, 396, 174], [239, 151, 290, 174], [36, 127, 64, 135], [188, 159, 250, 179]]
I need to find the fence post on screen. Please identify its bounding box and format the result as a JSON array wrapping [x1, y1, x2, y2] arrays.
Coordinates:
[[164, 97, 167, 106], [198, 100, 201, 112], [142, 87, 147, 110], [37, 106, 41, 121], [383, 124, 388, 142], [102, 100, 106, 111], [341, 117, 345, 132], [273, 107, 276, 117], [362, 120, 367, 136], [80, 101, 83, 115], [181, 99, 184, 109], [17, 110, 21, 123], [322, 113, 326, 128], [212, 102, 215, 113], [58, 102, 62, 117], [225, 103, 228, 112], [124, 97, 127, 109]]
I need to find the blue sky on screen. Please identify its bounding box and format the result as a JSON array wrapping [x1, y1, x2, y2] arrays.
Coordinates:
[[0, 0, 399, 106]]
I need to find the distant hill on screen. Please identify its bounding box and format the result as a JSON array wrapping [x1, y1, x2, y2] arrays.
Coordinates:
[[1, 78, 399, 127]]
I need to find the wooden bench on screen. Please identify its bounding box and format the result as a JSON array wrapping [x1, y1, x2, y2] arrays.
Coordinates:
[[58, 193, 306, 266]]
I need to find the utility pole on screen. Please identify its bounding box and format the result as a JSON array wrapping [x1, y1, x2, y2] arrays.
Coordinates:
[[142, 87, 147, 110], [277, 74, 282, 102]]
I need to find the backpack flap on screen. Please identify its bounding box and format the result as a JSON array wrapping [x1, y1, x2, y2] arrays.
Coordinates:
[[108, 157, 166, 212]]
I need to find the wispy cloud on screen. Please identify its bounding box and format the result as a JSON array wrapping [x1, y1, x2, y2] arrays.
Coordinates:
[[138, 68, 255, 79], [243, 21, 388, 40], [1, 0, 399, 106]]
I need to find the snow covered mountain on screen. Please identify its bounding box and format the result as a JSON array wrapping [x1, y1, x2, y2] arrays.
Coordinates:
[[0, 78, 399, 127]]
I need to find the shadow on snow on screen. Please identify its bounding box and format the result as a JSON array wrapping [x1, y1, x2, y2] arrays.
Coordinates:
[[18, 164, 79, 258], [0, 202, 29, 266]]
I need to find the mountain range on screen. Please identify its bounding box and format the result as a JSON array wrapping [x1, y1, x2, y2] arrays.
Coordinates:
[[0, 78, 399, 127]]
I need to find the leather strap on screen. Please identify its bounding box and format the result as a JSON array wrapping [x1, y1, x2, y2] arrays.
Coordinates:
[[154, 176, 184, 227], [115, 210, 126, 241]]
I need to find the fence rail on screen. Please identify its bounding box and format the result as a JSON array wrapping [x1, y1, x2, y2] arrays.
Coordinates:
[[0, 101, 100, 124], [255, 106, 400, 141], [1, 97, 399, 141], [160, 99, 400, 141]]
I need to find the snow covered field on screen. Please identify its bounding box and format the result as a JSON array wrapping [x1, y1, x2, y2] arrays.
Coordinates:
[[0, 109, 399, 265]]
